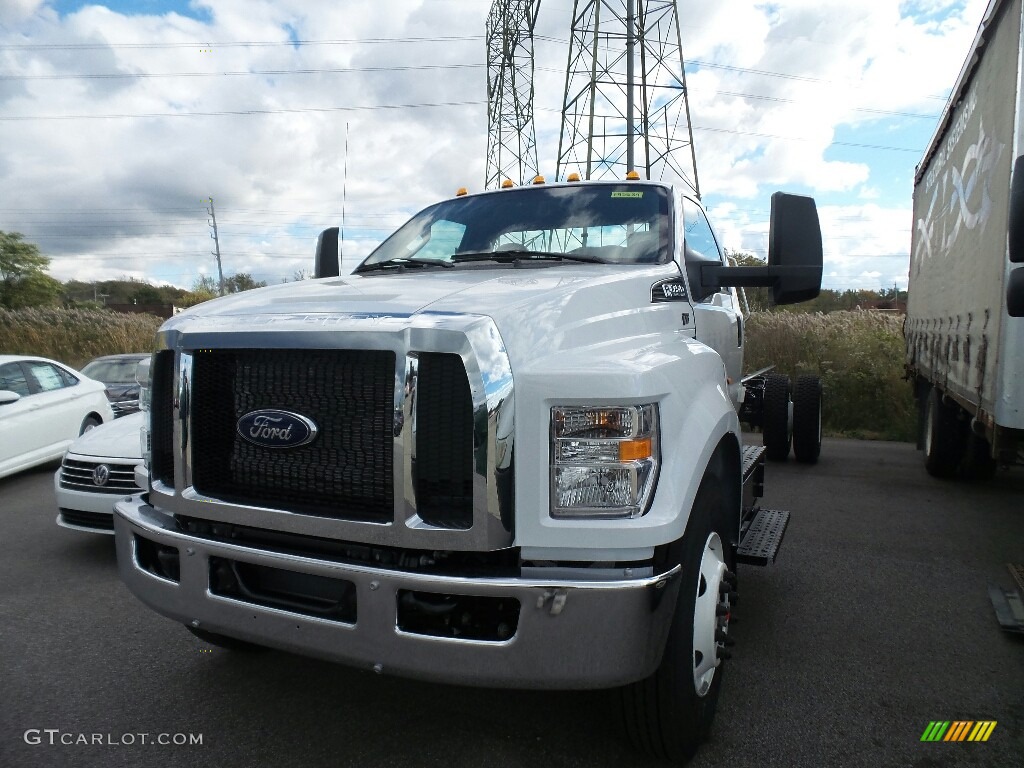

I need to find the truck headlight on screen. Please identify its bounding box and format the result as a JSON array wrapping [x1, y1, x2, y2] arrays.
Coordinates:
[[550, 404, 660, 518]]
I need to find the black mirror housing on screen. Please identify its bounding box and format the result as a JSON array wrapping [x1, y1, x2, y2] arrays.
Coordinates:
[[1008, 266, 1024, 317], [314, 227, 340, 279], [767, 192, 823, 304], [699, 192, 823, 306], [1009, 155, 1024, 264]]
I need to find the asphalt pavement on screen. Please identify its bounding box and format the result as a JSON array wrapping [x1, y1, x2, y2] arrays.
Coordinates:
[[1, 438, 1021, 768]]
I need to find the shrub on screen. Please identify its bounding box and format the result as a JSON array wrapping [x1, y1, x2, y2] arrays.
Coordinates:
[[0, 308, 161, 369], [745, 310, 915, 442]]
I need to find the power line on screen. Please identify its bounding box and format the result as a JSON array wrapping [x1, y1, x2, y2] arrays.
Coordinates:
[[0, 63, 485, 81], [0, 100, 484, 121], [0, 35, 485, 51]]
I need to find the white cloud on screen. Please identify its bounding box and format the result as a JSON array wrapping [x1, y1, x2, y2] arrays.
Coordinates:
[[0, 0, 990, 291]]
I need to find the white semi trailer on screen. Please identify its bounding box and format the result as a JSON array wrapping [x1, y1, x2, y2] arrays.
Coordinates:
[[906, 0, 1024, 478]]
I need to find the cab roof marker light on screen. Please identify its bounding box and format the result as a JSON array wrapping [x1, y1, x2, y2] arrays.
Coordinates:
[[532, 175, 546, 185], [626, 170, 641, 180], [566, 172, 581, 182], [501, 179, 515, 189], [455, 187, 468, 197]]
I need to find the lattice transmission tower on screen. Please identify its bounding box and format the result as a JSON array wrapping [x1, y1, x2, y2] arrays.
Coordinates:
[[556, 0, 699, 195], [485, 0, 543, 189]]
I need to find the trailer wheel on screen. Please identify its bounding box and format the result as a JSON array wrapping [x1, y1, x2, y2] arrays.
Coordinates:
[[792, 375, 823, 464], [762, 374, 792, 461], [622, 481, 734, 762], [923, 388, 963, 478]]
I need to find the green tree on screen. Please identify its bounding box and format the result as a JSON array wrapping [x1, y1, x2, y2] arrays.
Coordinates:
[[1, 231, 61, 309], [724, 249, 771, 312], [224, 272, 267, 294]]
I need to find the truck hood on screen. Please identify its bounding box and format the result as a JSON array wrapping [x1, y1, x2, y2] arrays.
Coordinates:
[[165, 265, 690, 368]]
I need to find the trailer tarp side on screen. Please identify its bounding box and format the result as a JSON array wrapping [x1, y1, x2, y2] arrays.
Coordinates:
[[907, 0, 1022, 428]]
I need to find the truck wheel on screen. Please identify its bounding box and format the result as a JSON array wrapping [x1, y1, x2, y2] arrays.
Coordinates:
[[622, 481, 734, 762], [762, 374, 792, 461], [923, 388, 963, 478], [792, 375, 823, 464], [186, 626, 266, 651]]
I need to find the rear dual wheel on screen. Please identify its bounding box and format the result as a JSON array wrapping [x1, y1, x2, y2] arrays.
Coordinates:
[[762, 374, 792, 461], [792, 375, 823, 464]]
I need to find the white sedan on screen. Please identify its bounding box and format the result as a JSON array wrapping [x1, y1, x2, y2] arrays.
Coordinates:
[[55, 410, 145, 534], [0, 355, 114, 480]]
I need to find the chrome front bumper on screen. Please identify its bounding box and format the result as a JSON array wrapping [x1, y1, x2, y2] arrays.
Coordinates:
[[114, 496, 681, 690]]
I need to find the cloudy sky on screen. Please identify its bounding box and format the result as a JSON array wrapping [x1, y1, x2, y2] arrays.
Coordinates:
[[0, 0, 989, 294]]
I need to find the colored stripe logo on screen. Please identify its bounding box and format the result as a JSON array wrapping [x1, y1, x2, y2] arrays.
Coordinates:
[[920, 721, 997, 742]]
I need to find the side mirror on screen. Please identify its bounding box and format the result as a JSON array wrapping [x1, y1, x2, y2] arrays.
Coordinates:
[[314, 227, 340, 279], [1009, 155, 1024, 264], [767, 191, 823, 304], [0, 390, 21, 406], [700, 192, 823, 305], [1008, 266, 1024, 317]]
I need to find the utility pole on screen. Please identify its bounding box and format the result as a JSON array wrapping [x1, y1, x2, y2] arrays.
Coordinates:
[[206, 197, 225, 296]]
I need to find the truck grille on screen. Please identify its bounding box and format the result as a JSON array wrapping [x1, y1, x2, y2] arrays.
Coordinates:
[[150, 350, 175, 487], [190, 349, 396, 522], [414, 352, 474, 529]]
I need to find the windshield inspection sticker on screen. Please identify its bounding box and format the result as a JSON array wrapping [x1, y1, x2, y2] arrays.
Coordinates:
[[611, 191, 644, 198]]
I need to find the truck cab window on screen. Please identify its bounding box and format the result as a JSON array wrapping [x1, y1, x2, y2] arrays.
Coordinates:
[[681, 198, 725, 303]]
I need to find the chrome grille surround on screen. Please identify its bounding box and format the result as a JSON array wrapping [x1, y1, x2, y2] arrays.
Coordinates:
[[148, 311, 514, 552]]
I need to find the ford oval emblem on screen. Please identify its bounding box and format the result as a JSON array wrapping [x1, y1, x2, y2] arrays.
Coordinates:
[[236, 410, 318, 449]]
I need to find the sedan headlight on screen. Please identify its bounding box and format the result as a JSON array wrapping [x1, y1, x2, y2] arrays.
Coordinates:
[[550, 404, 660, 518]]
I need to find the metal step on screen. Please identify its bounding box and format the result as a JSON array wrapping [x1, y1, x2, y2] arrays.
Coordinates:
[[741, 444, 765, 483], [736, 508, 790, 566]]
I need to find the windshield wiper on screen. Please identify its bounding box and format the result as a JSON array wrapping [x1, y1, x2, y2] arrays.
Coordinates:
[[450, 250, 608, 265], [356, 257, 454, 273]]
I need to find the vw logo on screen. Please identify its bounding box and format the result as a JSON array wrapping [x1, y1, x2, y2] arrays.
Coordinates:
[[93, 464, 110, 487], [236, 409, 318, 449]]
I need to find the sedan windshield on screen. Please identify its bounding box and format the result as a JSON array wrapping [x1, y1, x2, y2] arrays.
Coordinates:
[[357, 183, 671, 271], [82, 357, 144, 384]]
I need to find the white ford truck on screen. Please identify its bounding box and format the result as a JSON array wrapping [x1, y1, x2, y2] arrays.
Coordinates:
[[115, 178, 822, 762]]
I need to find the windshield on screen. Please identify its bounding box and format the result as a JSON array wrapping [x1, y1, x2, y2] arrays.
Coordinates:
[[358, 183, 671, 270], [82, 357, 145, 384]]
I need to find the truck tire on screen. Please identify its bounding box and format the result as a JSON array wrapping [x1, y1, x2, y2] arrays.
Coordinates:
[[923, 388, 963, 479], [186, 626, 266, 651], [622, 480, 735, 762], [762, 374, 792, 461], [792, 375, 823, 464]]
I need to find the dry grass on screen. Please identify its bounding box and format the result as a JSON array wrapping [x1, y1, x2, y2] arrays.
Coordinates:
[[745, 310, 915, 441], [0, 308, 161, 369], [0, 307, 915, 441]]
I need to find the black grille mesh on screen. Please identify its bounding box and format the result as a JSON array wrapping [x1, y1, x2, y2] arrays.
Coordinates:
[[414, 353, 474, 529], [150, 350, 175, 487], [190, 349, 395, 522]]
